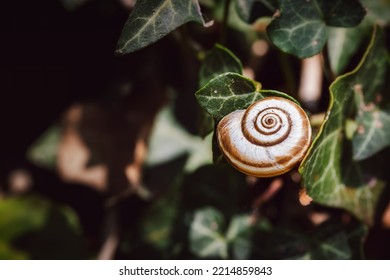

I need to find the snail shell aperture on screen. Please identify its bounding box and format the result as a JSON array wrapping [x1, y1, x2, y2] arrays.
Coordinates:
[[217, 96, 312, 177]]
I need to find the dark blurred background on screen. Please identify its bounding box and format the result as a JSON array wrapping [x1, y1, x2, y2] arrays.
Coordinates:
[[3, 0, 128, 165]]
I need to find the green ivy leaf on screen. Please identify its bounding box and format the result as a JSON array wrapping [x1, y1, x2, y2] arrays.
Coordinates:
[[353, 105, 390, 161], [195, 72, 297, 122], [0, 197, 47, 242], [235, 0, 256, 22], [322, 0, 366, 27], [0, 196, 88, 259], [0, 242, 27, 260], [138, 181, 182, 252], [330, 0, 390, 78], [309, 220, 366, 259], [116, 0, 209, 55], [234, 0, 277, 22], [198, 44, 243, 137], [27, 124, 61, 169], [267, 0, 366, 58], [299, 27, 386, 224], [226, 214, 253, 259], [351, 33, 390, 160], [327, 21, 371, 76], [199, 44, 243, 87], [189, 207, 255, 259], [145, 105, 212, 172], [189, 207, 228, 259], [267, 0, 327, 58], [180, 165, 248, 217], [361, 0, 390, 25], [252, 219, 366, 259]]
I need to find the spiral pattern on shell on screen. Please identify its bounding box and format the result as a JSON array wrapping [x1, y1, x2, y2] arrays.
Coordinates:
[[217, 97, 311, 177]]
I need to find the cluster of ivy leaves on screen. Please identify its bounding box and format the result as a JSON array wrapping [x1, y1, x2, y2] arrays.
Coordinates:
[[15, 0, 388, 260], [112, 0, 390, 259]]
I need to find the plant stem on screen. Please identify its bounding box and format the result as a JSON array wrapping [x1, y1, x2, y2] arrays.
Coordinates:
[[97, 206, 120, 260], [277, 51, 297, 96], [220, 0, 232, 44], [309, 112, 326, 128], [321, 49, 336, 83]]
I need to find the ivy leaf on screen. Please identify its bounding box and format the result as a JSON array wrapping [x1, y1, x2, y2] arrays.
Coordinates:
[[267, 0, 327, 58], [198, 44, 243, 136], [309, 220, 367, 259], [267, 0, 366, 58], [360, 0, 390, 25], [327, 22, 370, 76], [189, 207, 228, 259], [199, 44, 243, 87], [138, 179, 182, 253], [353, 104, 390, 161], [235, 0, 256, 22], [189, 207, 255, 259], [145, 105, 212, 172], [27, 124, 61, 169], [234, 0, 277, 22], [226, 214, 253, 259], [350, 32, 390, 160], [195, 72, 297, 122], [0, 242, 27, 260], [181, 165, 247, 215], [321, 0, 366, 27], [0, 197, 48, 242], [116, 0, 210, 55], [299, 27, 386, 224], [0, 196, 87, 259], [252, 219, 366, 259]]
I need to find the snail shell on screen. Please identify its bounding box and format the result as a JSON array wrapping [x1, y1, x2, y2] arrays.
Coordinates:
[[217, 97, 311, 177]]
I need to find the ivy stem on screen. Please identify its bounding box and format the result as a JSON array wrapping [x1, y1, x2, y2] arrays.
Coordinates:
[[277, 51, 297, 97], [321, 48, 336, 83], [175, 28, 202, 58], [309, 112, 326, 128], [220, 0, 232, 44], [97, 206, 120, 260]]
